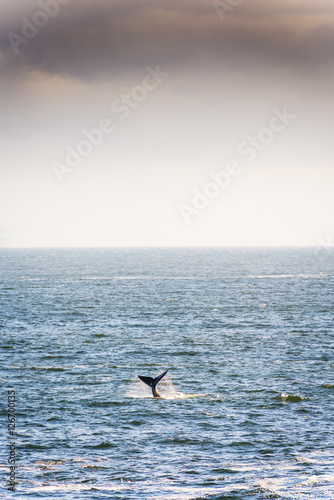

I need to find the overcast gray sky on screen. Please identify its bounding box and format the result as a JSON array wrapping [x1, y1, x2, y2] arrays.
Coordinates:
[[1, 0, 333, 246]]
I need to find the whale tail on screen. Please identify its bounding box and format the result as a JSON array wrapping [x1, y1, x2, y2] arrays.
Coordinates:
[[138, 369, 168, 398]]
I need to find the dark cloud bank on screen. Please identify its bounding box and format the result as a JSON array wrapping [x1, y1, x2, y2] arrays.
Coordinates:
[[1, 0, 334, 82]]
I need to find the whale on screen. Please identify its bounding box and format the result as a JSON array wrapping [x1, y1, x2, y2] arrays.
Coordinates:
[[138, 369, 168, 398]]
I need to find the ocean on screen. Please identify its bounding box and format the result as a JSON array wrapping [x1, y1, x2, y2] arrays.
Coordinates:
[[1, 247, 333, 499]]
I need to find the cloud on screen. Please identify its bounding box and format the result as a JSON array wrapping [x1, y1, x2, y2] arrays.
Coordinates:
[[1, 0, 334, 83]]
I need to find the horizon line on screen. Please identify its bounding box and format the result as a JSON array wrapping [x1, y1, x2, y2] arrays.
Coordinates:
[[0, 245, 332, 250]]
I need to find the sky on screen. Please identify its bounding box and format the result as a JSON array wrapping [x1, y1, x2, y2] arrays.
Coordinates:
[[0, 0, 333, 247]]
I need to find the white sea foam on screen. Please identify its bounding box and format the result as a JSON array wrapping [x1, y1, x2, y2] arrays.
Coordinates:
[[126, 376, 207, 400]]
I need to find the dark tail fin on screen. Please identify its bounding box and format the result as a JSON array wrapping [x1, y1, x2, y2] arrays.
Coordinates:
[[138, 375, 154, 387], [138, 369, 168, 397], [152, 369, 168, 387]]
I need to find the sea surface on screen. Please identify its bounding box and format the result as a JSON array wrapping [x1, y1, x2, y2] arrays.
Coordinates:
[[1, 247, 334, 499]]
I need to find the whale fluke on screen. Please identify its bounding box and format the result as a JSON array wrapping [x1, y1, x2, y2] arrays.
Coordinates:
[[138, 369, 168, 398]]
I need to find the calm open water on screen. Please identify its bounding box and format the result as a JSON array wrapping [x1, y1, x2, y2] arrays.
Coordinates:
[[1, 248, 334, 499]]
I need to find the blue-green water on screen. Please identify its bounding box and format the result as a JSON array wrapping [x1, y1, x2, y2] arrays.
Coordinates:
[[1, 248, 334, 499]]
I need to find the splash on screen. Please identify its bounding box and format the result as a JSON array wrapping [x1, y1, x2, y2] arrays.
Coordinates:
[[281, 393, 308, 402], [126, 375, 207, 400]]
